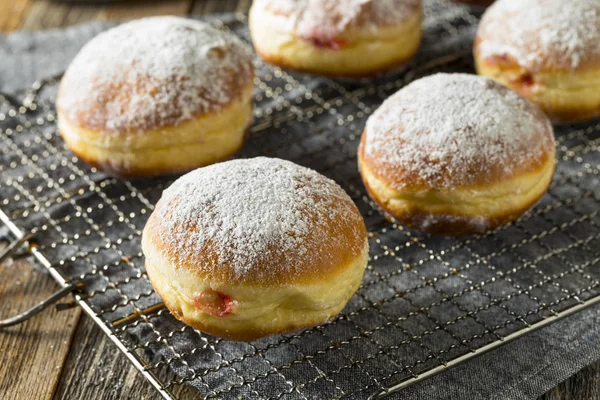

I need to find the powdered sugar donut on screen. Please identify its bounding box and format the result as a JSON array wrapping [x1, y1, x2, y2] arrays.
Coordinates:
[[57, 16, 254, 177], [474, 0, 600, 123], [358, 73, 556, 235], [142, 157, 369, 341], [249, 0, 422, 77]]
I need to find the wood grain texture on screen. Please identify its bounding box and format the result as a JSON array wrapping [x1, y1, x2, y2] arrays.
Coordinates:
[[19, 1, 102, 31], [0, 0, 31, 33], [102, 0, 191, 21], [540, 362, 600, 400], [17, 0, 192, 32], [1, 0, 599, 399], [190, 0, 250, 15], [54, 313, 159, 400], [0, 251, 81, 400]]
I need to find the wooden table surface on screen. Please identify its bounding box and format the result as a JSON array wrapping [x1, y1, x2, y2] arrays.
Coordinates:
[[0, 1, 599, 399]]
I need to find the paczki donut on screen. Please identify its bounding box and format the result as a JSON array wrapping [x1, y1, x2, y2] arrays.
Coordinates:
[[249, 0, 422, 77], [142, 157, 369, 341], [474, 0, 600, 123], [57, 17, 254, 177], [358, 73, 556, 235]]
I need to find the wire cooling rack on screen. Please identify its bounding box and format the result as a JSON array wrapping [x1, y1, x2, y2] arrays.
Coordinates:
[[1, 1, 600, 399]]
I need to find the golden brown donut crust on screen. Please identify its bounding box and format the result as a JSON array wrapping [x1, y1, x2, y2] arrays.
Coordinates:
[[360, 75, 555, 191], [474, 0, 600, 123], [255, 47, 415, 79], [143, 158, 368, 286], [360, 115, 552, 191], [144, 248, 368, 341], [359, 138, 555, 235], [57, 68, 252, 134], [253, 0, 422, 38], [146, 199, 366, 286], [473, 48, 600, 123], [57, 82, 254, 178], [358, 73, 556, 235], [474, 0, 600, 73], [142, 158, 369, 340], [65, 135, 244, 178], [57, 17, 254, 135], [151, 281, 322, 341], [249, 0, 422, 77]]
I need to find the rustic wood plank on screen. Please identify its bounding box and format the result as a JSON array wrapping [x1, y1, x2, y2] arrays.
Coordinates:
[[540, 361, 600, 400], [54, 313, 159, 400], [6, 0, 247, 33], [19, 1, 101, 31], [19, 0, 193, 32], [102, 0, 192, 21], [190, 0, 250, 15], [0, 251, 81, 400], [0, 0, 32, 33], [60, 4, 108, 29]]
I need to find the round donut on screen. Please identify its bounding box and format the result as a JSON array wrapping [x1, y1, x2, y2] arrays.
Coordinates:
[[474, 0, 600, 123], [57, 17, 254, 177], [358, 73, 556, 235], [142, 157, 369, 341], [249, 0, 422, 77]]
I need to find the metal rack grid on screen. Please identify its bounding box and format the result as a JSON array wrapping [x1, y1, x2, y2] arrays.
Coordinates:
[[1, 1, 600, 399]]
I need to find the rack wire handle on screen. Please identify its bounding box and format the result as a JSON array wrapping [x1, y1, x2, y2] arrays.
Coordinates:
[[0, 234, 82, 328], [0, 282, 82, 328], [0, 233, 34, 264]]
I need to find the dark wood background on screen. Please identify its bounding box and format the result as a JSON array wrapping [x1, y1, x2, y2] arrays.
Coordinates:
[[0, 1, 598, 399]]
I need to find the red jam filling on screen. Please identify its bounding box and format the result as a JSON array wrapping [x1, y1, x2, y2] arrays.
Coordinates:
[[509, 71, 536, 95], [519, 73, 535, 88], [308, 37, 348, 50], [300, 29, 348, 50], [485, 53, 514, 69], [193, 290, 234, 317]]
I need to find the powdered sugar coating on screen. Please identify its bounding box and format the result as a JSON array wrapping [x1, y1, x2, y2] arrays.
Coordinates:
[[252, 0, 421, 40], [476, 0, 600, 71], [146, 158, 367, 283], [362, 73, 555, 190], [57, 17, 253, 134]]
